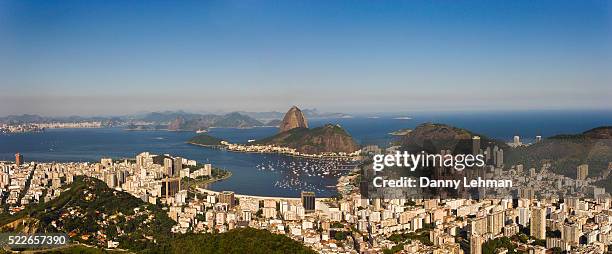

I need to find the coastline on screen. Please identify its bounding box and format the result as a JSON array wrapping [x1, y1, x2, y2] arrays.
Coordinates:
[[184, 170, 233, 192], [196, 187, 331, 201], [186, 141, 225, 149], [125, 125, 278, 132], [187, 141, 361, 161], [188, 165, 341, 199]]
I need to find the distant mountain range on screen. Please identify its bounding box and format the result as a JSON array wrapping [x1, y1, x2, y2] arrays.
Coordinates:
[[238, 108, 351, 122], [186, 106, 360, 154], [167, 112, 264, 131], [0, 109, 350, 130]]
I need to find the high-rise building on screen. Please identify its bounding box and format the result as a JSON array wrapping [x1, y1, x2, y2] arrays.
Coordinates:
[[173, 157, 183, 177], [116, 170, 127, 185], [495, 148, 504, 168], [562, 222, 581, 246], [15, 153, 23, 166], [301, 191, 315, 213], [470, 234, 483, 254], [105, 172, 117, 188], [469, 217, 487, 236], [492, 146, 498, 164], [530, 207, 546, 239], [164, 157, 174, 176], [487, 211, 505, 235], [100, 158, 113, 168], [577, 164, 588, 181], [242, 210, 252, 222], [518, 207, 530, 227], [202, 164, 212, 176], [136, 152, 154, 168], [161, 177, 181, 198], [472, 136, 481, 156], [219, 191, 236, 207], [0, 171, 11, 188], [535, 135, 542, 143], [513, 135, 521, 146]]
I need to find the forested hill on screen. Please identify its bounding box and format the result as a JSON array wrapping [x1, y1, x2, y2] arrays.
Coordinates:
[[0, 176, 315, 253]]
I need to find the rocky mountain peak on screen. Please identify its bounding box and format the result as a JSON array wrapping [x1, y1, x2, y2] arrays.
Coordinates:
[[279, 106, 308, 133]]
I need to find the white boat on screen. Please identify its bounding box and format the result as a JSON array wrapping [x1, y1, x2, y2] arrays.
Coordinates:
[[196, 129, 207, 133]]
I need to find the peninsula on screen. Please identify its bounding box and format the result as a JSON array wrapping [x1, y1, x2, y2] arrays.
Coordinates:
[[187, 106, 361, 158]]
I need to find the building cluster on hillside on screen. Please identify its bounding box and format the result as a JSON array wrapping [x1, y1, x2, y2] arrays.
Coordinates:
[[221, 140, 361, 159], [0, 121, 103, 133], [508, 135, 543, 148], [0, 152, 210, 214], [0, 123, 44, 133]]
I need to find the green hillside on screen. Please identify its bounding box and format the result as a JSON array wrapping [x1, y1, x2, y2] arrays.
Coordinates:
[[398, 123, 508, 154], [168, 228, 316, 254], [505, 126, 612, 179], [0, 176, 176, 251], [255, 124, 359, 154], [0, 177, 315, 253]]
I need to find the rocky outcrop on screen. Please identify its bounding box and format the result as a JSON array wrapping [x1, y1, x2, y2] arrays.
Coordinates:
[[279, 106, 308, 133]]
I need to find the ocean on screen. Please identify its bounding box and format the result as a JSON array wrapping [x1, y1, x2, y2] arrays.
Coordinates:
[[1, 110, 610, 197]]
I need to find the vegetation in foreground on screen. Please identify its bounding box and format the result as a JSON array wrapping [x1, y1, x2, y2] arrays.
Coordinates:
[[166, 228, 316, 254], [0, 177, 314, 254]]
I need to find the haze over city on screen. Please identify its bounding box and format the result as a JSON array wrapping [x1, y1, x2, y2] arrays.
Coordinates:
[[1, 0, 611, 116]]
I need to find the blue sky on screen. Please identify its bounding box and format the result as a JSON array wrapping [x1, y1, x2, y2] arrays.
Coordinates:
[[1, 0, 611, 115]]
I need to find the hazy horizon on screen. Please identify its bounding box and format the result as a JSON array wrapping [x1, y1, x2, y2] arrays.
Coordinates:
[[1, 1, 611, 115], [3, 108, 612, 119]]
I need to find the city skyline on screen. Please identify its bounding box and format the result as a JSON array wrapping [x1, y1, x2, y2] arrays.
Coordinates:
[[1, 0, 611, 115]]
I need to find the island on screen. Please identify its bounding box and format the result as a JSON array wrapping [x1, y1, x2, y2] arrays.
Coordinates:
[[389, 128, 412, 136], [187, 133, 224, 147]]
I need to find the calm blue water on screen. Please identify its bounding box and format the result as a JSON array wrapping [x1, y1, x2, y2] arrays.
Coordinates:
[[1, 110, 610, 197]]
